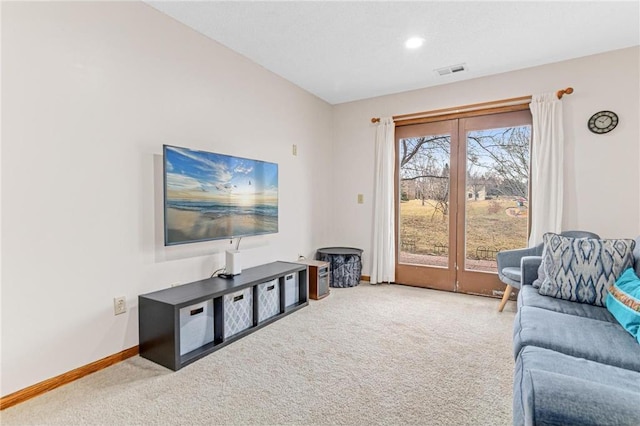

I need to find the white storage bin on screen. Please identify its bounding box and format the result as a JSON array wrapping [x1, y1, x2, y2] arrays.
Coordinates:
[[257, 278, 280, 322], [224, 287, 253, 338], [179, 299, 214, 356], [284, 273, 299, 307]]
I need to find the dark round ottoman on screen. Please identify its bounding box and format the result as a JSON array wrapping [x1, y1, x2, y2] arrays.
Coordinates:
[[316, 247, 363, 288]]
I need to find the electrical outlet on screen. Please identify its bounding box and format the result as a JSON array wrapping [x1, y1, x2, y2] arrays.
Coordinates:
[[357, 194, 364, 204], [292, 144, 297, 156], [113, 296, 127, 315]]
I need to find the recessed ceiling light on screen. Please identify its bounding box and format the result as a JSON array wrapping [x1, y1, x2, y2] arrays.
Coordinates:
[[405, 37, 425, 49]]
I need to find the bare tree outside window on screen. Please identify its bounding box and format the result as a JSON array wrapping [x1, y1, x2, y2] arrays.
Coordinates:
[[399, 135, 451, 217], [398, 125, 531, 271], [467, 126, 530, 199]]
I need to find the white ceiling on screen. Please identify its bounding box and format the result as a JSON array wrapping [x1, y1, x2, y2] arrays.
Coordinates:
[[146, 1, 640, 105]]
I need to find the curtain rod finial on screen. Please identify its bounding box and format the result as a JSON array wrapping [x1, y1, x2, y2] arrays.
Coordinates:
[[371, 117, 381, 123], [557, 87, 574, 99]]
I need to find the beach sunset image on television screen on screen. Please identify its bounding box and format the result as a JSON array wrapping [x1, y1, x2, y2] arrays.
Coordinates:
[[163, 145, 278, 245]]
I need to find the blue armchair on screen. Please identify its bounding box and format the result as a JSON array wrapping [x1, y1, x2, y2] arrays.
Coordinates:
[[496, 230, 600, 312]]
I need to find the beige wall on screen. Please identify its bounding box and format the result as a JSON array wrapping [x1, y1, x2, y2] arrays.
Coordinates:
[[1, 2, 333, 396], [332, 47, 640, 273]]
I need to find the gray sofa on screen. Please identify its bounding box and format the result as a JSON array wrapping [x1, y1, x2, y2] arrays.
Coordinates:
[[512, 237, 640, 426]]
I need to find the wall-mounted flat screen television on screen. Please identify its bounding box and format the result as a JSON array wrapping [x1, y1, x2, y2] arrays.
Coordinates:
[[163, 145, 278, 246]]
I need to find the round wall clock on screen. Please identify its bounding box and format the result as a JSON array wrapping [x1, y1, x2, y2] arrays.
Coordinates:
[[587, 110, 618, 134]]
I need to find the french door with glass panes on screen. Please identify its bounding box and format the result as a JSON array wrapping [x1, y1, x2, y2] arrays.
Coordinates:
[[395, 109, 532, 296]]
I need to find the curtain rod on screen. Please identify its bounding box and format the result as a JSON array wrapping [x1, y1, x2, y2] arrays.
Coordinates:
[[370, 87, 574, 123]]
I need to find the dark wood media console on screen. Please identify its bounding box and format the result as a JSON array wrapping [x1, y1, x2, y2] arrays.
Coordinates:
[[139, 261, 308, 371]]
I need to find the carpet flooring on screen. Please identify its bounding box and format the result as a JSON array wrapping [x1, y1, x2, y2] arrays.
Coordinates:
[[2, 282, 517, 425]]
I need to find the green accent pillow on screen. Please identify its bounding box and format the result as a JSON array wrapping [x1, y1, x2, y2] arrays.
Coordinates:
[[606, 268, 640, 344]]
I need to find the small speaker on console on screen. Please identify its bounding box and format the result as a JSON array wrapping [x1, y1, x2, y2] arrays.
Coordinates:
[[225, 249, 242, 276]]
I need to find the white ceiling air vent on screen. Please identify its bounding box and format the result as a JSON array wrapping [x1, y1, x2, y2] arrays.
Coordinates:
[[435, 63, 467, 76]]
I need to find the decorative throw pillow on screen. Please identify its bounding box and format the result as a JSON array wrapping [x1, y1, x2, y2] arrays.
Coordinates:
[[633, 236, 640, 276], [537, 233, 635, 307], [532, 255, 546, 289], [606, 268, 640, 343]]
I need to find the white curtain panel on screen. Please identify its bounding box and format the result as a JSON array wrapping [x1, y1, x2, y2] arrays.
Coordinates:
[[371, 117, 396, 284], [529, 92, 564, 246]]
